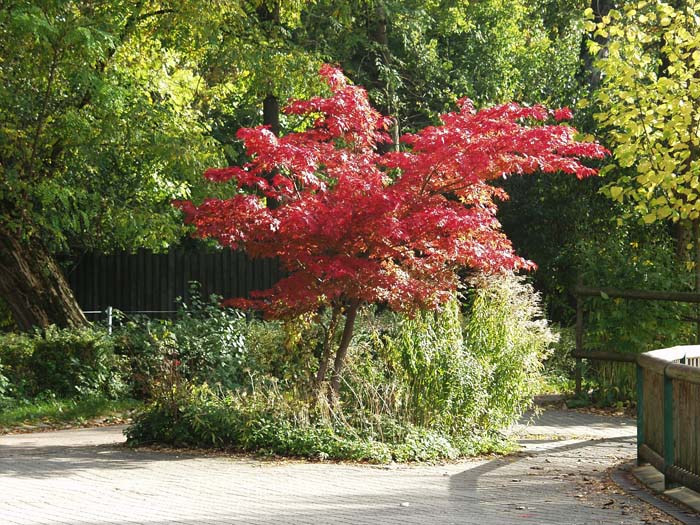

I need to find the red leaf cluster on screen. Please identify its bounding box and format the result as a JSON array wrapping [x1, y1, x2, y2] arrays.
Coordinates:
[[175, 66, 607, 318]]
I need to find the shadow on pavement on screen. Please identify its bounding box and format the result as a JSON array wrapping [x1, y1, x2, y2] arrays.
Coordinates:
[[0, 442, 192, 478]]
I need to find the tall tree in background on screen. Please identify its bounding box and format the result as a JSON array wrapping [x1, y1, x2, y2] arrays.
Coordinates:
[[0, 1, 234, 329], [591, 0, 700, 336], [300, 0, 589, 133]]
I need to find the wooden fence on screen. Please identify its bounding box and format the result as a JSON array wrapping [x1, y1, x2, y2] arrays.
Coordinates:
[[571, 283, 700, 494], [67, 249, 281, 318], [572, 284, 700, 394], [637, 346, 700, 492]]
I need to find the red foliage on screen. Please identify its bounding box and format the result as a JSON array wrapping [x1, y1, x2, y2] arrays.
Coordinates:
[[176, 66, 607, 318]]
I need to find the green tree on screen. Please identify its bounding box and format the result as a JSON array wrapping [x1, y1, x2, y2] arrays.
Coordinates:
[[299, 0, 588, 133], [592, 1, 700, 291], [0, 1, 231, 330]]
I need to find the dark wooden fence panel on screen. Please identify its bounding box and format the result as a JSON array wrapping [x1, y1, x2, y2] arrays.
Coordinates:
[[642, 368, 664, 456], [67, 249, 281, 317]]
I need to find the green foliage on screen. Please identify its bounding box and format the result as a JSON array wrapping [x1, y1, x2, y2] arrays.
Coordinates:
[[0, 363, 8, 400], [300, 0, 587, 132], [347, 301, 485, 435], [0, 326, 127, 400], [497, 173, 612, 321], [114, 284, 251, 397], [127, 273, 551, 461], [591, 1, 700, 224], [0, 1, 227, 252], [499, 173, 695, 403], [31, 326, 127, 398], [464, 274, 557, 428], [0, 332, 35, 399], [576, 229, 693, 402], [0, 396, 140, 428], [541, 327, 578, 393], [126, 382, 507, 462]]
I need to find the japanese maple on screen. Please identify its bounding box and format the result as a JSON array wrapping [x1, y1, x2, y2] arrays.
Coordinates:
[[176, 65, 607, 398]]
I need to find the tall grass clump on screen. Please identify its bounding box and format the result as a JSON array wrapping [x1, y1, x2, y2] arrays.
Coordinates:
[[127, 272, 556, 461]]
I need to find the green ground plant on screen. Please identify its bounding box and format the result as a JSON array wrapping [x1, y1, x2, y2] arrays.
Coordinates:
[[0, 326, 127, 400], [127, 273, 553, 462], [0, 396, 140, 428]]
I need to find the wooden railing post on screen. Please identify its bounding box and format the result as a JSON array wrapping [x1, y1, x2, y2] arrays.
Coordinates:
[[575, 279, 583, 397], [636, 362, 645, 466], [663, 364, 676, 490]]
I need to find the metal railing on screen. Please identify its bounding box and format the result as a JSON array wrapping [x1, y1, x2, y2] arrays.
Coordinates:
[[82, 306, 178, 334]]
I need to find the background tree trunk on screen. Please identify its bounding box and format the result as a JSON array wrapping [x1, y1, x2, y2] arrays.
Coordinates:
[[259, 1, 281, 138], [0, 227, 87, 331], [263, 94, 280, 137], [329, 303, 359, 401], [578, 0, 612, 91], [694, 219, 700, 343]]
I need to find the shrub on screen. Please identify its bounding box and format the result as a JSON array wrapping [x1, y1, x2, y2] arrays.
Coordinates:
[[30, 326, 127, 398], [127, 272, 553, 462], [0, 362, 8, 400], [464, 273, 557, 428], [337, 273, 554, 436], [336, 301, 487, 440], [0, 332, 35, 398], [0, 326, 127, 400], [577, 230, 692, 403], [114, 285, 250, 398], [126, 383, 501, 462]]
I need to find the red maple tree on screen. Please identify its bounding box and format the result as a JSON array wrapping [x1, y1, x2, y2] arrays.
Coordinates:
[[176, 65, 607, 398]]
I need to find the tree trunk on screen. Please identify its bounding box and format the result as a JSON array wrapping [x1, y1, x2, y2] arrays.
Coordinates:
[[578, 0, 612, 91], [258, 1, 281, 139], [0, 227, 87, 331], [314, 304, 341, 390], [674, 221, 691, 260], [369, 3, 400, 151], [263, 94, 280, 137], [328, 302, 360, 402]]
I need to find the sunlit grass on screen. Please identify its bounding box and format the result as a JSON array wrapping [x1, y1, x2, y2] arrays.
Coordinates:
[[0, 396, 141, 428]]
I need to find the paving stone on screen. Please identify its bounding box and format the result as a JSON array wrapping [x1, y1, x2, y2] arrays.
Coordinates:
[[0, 410, 683, 524]]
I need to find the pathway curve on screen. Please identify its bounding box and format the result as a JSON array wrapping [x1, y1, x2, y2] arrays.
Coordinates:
[[0, 410, 685, 524]]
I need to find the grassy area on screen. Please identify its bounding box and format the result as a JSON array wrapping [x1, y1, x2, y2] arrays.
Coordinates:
[[0, 396, 141, 429]]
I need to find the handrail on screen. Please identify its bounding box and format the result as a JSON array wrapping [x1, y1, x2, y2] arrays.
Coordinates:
[[574, 286, 700, 303], [572, 283, 700, 396], [636, 345, 700, 493]]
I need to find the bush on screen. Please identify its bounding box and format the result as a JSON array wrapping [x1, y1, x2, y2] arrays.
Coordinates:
[[341, 300, 487, 436], [126, 383, 504, 462], [31, 326, 127, 398], [0, 326, 127, 400], [338, 273, 554, 436], [0, 332, 35, 398], [464, 273, 557, 428], [0, 362, 8, 400], [577, 230, 692, 403], [127, 272, 552, 462], [114, 285, 250, 398]]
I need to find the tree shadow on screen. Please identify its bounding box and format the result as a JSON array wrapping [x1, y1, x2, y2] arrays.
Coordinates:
[[447, 434, 637, 523], [0, 441, 193, 479]]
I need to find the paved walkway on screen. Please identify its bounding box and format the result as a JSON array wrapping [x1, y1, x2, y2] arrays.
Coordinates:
[[0, 410, 684, 524]]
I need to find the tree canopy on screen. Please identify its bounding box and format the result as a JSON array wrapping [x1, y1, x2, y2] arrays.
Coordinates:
[[592, 1, 700, 225], [177, 65, 606, 395]]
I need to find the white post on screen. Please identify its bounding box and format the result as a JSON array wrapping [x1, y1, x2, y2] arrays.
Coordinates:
[[107, 306, 113, 335]]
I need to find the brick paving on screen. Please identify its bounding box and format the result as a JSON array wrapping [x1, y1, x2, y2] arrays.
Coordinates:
[[0, 410, 682, 524]]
